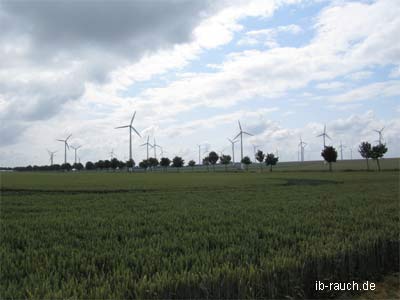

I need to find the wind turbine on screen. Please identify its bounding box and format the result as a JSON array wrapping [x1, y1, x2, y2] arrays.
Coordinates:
[[374, 127, 385, 144], [159, 146, 167, 158], [115, 111, 141, 162], [197, 144, 201, 165], [47, 150, 57, 166], [153, 137, 162, 159], [298, 136, 307, 162], [70, 145, 82, 165], [56, 134, 71, 164], [140, 136, 153, 160], [316, 124, 331, 148], [233, 120, 253, 161], [109, 149, 115, 160], [227, 138, 238, 163], [339, 141, 346, 160]]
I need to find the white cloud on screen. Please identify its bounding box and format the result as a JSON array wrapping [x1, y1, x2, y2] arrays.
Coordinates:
[[316, 81, 346, 90], [331, 80, 400, 103]]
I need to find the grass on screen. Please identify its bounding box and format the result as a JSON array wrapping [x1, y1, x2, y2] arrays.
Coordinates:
[[1, 171, 399, 298]]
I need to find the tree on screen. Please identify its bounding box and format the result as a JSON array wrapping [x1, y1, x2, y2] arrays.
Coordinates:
[[208, 151, 219, 171], [85, 161, 95, 170], [110, 158, 119, 170], [61, 163, 72, 171], [126, 159, 135, 172], [104, 160, 111, 169], [172, 156, 184, 172], [139, 159, 149, 171], [255, 150, 265, 171], [265, 153, 278, 171], [358, 142, 372, 171], [148, 158, 159, 170], [160, 157, 171, 172], [118, 160, 126, 169], [95, 160, 105, 170], [73, 162, 84, 171], [241, 156, 251, 171], [321, 146, 337, 172], [370, 143, 387, 171], [188, 160, 196, 171], [203, 156, 210, 172], [220, 154, 231, 171]]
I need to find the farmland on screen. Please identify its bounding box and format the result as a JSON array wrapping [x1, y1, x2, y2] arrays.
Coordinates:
[[0, 170, 399, 299]]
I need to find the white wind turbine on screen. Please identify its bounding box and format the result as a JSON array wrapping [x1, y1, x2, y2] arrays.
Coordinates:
[[316, 124, 331, 148], [233, 120, 253, 161], [227, 138, 238, 163], [197, 144, 202, 165], [140, 136, 153, 160], [339, 141, 346, 160], [115, 111, 141, 162], [109, 149, 115, 160], [70, 145, 82, 165], [56, 134, 71, 164], [374, 127, 385, 144], [298, 136, 307, 162], [153, 137, 162, 159], [47, 149, 57, 166]]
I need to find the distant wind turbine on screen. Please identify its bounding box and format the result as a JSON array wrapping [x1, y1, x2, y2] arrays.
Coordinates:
[[56, 134, 71, 164], [140, 136, 153, 160], [298, 136, 307, 162], [47, 149, 57, 166], [153, 137, 162, 159], [197, 144, 201, 165], [234, 120, 253, 162], [109, 149, 115, 160], [227, 138, 238, 163], [339, 141, 346, 160], [374, 127, 385, 144], [316, 124, 331, 148], [70, 145, 82, 165], [115, 111, 141, 162]]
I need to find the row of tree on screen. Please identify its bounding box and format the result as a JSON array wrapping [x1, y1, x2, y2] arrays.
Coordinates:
[[321, 141, 387, 171], [10, 142, 387, 172]]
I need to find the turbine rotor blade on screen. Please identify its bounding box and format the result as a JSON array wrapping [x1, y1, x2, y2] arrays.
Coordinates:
[[131, 126, 141, 137], [115, 125, 130, 129], [56, 139, 64, 142], [130, 111, 136, 125], [325, 134, 331, 140], [233, 132, 241, 140], [66, 134, 72, 141], [243, 131, 253, 136], [238, 120, 242, 131]]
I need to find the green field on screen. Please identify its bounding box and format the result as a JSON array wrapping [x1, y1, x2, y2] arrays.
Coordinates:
[[1, 171, 399, 298]]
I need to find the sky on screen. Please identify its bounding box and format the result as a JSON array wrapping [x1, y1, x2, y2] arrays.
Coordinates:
[[0, 0, 399, 167]]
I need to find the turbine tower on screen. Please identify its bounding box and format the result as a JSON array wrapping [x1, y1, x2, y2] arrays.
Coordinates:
[[339, 141, 346, 160], [197, 144, 201, 165], [56, 134, 71, 164], [227, 138, 238, 163], [115, 111, 141, 162], [374, 127, 385, 144], [47, 150, 57, 166], [316, 124, 331, 148], [70, 145, 82, 165], [233, 120, 253, 161], [109, 149, 115, 160], [140, 136, 153, 160], [153, 137, 161, 159], [298, 136, 307, 162]]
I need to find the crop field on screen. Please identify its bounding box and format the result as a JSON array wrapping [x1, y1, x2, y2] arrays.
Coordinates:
[[1, 171, 399, 299]]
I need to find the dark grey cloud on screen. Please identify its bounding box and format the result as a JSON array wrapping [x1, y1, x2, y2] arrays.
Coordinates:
[[1, 0, 212, 62], [0, 0, 217, 142]]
